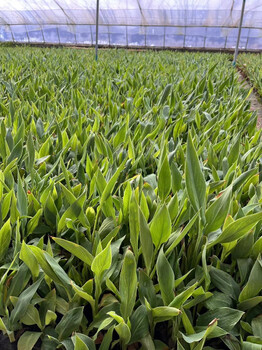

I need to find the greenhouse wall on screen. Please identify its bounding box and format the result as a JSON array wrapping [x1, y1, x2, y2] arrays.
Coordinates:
[[0, 0, 262, 50]]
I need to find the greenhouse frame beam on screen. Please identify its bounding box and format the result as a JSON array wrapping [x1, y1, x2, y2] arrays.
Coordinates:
[[233, 0, 246, 65], [95, 0, 99, 61], [5, 24, 261, 30]]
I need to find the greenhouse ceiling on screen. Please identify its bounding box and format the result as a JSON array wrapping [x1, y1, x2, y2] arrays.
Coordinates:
[[0, 0, 262, 50]]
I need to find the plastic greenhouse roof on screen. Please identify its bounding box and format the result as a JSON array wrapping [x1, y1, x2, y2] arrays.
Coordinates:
[[0, 0, 262, 50]]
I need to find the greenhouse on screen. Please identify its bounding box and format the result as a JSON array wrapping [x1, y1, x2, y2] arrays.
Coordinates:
[[0, 1, 262, 350], [1, 0, 262, 50]]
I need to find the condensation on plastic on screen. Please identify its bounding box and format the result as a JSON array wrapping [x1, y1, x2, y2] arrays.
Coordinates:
[[0, 0, 262, 49]]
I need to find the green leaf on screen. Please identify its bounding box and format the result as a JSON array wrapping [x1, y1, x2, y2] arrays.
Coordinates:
[[156, 248, 174, 305], [21, 304, 42, 329], [74, 336, 89, 350], [91, 240, 112, 279], [100, 159, 126, 205], [185, 131, 206, 222], [196, 307, 244, 332], [139, 208, 153, 274], [100, 326, 114, 350], [165, 211, 199, 256], [205, 186, 232, 234], [150, 204, 171, 249], [26, 132, 35, 171], [17, 173, 28, 216], [17, 331, 42, 350], [27, 209, 42, 235], [181, 319, 217, 348], [115, 322, 131, 345], [158, 154, 171, 201], [129, 191, 139, 258], [151, 306, 181, 323], [57, 193, 86, 233], [239, 256, 262, 302], [168, 283, 198, 308], [7, 139, 23, 163], [52, 237, 93, 266], [0, 219, 11, 261], [209, 267, 240, 300], [28, 245, 71, 288], [10, 276, 43, 325], [252, 315, 262, 337], [19, 241, 39, 279], [210, 212, 262, 245], [73, 333, 95, 350], [242, 342, 262, 350], [129, 305, 149, 344], [119, 249, 137, 321], [45, 310, 57, 326], [55, 307, 84, 341], [158, 83, 172, 105], [238, 296, 262, 311]]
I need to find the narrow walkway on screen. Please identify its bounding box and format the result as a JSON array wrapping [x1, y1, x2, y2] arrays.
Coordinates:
[[237, 68, 262, 129]]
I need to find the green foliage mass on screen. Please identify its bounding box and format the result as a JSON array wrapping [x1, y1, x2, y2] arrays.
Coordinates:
[[238, 53, 262, 97], [0, 47, 261, 349]]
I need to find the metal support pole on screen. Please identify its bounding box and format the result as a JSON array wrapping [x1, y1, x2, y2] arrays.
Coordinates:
[[233, 0, 246, 65], [95, 0, 100, 61]]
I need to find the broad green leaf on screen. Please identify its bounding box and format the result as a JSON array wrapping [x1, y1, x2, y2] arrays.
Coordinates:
[[17, 173, 28, 216], [242, 342, 262, 350], [55, 307, 84, 341], [129, 191, 139, 258], [158, 83, 172, 105], [152, 306, 181, 323], [28, 245, 71, 288], [19, 241, 39, 278], [158, 154, 171, 201], [57, 193, 86, 233], [52, 237, 93, 266], [119, 249, 137, 321], [10, 276, 43, 325], [169, 283, 198, 308], [239, 256, 262, 302], [91, 240, 112, 279], [75, 336, 89, 350], [129, 305, 149, 344], [196, 307, 244, 332], [209, 212, 262, 245], [139, 208, 153, 273], [21, 304, 42, 329], [100, 159, 126, 205], [209, 267, 240, 300], [252, 315, 262, 337], [45, 310, 57, 326], [150, 204, 171, 249], [115, 322, 131, 345], [17, 331, 42, 350], [27, 209, 42, 235], [185, 131, 206, 222], [0, 219, 11, 261], [205, 186, 232, 234], [73, 333, 95, 350], [181, 319, 217, 346], [156, 248, 174, 305], [165, 211, 199, 256]]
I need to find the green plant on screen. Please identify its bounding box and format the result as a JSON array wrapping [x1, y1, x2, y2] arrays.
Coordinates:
[[0, 48, 261, 349]]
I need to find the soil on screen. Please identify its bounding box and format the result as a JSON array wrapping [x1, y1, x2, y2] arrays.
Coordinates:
[[0, 333, 16, 350], [237, 67, 262, 129]]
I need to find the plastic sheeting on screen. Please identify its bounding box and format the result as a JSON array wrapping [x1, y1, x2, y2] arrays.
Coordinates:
[[0, 0, 262, 50]]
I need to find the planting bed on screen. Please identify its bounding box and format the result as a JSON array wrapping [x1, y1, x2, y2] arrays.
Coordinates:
[[238, 53, 262, 98], [0, 47, 262, 350]]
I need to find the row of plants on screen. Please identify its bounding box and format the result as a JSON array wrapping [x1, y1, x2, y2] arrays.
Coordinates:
[[0, 47, 261, 350], [238, 53, 262, 97]]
